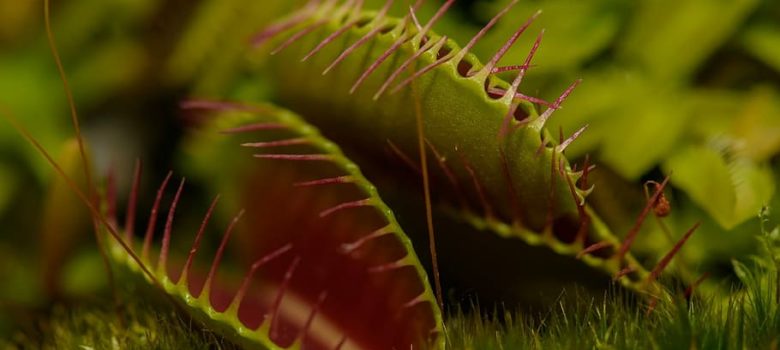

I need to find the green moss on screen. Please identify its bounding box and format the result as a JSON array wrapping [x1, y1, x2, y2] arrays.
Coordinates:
[[7, 267, 779, 350], [3, 290, 239, 350]]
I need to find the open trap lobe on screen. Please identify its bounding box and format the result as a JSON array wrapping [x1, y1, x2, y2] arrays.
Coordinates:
[[130, 106, 443, 350]]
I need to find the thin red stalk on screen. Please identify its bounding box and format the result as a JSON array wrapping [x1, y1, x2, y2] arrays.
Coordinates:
[[350, 29, 412, 94], [580, 155, 592, 190], [498, 148, 524, 226], [614, 266, 636, 281], [498, 29, 545, 106], [272, 19, 329, 55], [487, 88, 552, 106], [544, 151, 558, 233], [402, 293, 426, 308], [368, 257, 407, 273], [0, 107, 161, 290], [412, 76, 443, 311], [387, 140, 421, 173], [491, 64, 533, 74], [241, 137, 311, 148], [331, 0, 419, 90], [180, 99, 271, 114], [221, 123, 287, 134], [453, 0, 520, 66], [270, 257, 302, 340], [340, 225, 393, 253], [322, 0, 395, 75], [251, 0, 322, 46], [478, 10, 541, 76], [202, 209, 246, 298], [269, 0, 346, 54], [303, 17, 362, 61], [616, 175, 671, 262], [301, 0, 365, 62], [534, 134, 549, 157], [301, 291, 329, 341], [180, 195, 220, 284], [253, 153, 334, 161], [319, 198, 372, 218], [577, 241, 612, 259], [536, 79, 581, 128], [558, 157, 567, 178], [684, 272, 711, 299], [44, 0, 93, 203], [390, 52, 454, 95], [426, 139, 469, 211], [375, 35, 447, 100], [230, 244, 293, 311], [106, 166, 117, 226], [646, 222, 701, 285], [159, 178, 186, 275], [409, 6, 422, 31], [498, 102, 521, 140], [294, 175, 354, 187], [142, 171, 173, 261], [44, 0, 116, 310], [563, 167, 590, 244], [558, 124, 589, 153], [413, 0, 455, 45], [457, 148, 494, 219]]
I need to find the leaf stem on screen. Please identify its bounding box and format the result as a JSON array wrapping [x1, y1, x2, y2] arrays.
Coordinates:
[[411, 68, 444, 313]]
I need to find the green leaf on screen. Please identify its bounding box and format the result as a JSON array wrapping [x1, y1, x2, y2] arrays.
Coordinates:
[[618, 0, 759, 80], [663, 145, 775, 229]]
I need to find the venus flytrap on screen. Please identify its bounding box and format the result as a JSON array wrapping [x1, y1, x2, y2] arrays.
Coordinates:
[[2, 1, 715, 349], [112, 102, 444, 350], [255, 0, 659, 291]]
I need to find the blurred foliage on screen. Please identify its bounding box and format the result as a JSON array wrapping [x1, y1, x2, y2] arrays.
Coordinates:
[[466, 0, 780, 278]]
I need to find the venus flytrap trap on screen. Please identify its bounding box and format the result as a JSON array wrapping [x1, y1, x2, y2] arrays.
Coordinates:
[[113, 102, 447, 348], [252, 0, 667, 292], [176, 101, 442, 349], [4, 101, 444, 349]]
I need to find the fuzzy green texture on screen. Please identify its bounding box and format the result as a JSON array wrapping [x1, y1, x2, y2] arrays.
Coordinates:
[[446, 282, 779, 350], [9, 248, 780, 350], [3, 287, 240, 350]]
